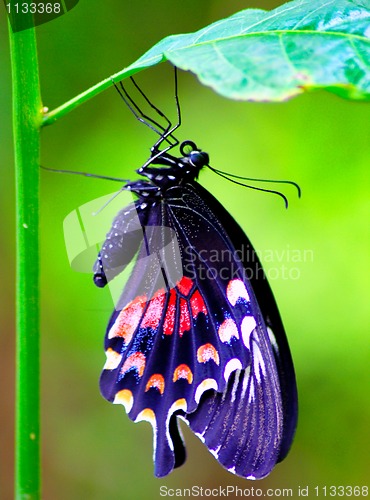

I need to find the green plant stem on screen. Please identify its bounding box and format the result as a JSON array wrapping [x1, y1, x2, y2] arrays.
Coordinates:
[[42, 66, 140, 126], [9, 19, 42, 500]]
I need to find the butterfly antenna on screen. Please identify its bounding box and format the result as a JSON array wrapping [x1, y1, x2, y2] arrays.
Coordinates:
[[208, 165, 289, 208], [92, 187, 128, 216], [211, 167, 301, 198], [41, 165, 129, 183]]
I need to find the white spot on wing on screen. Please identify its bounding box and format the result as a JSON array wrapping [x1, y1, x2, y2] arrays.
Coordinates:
[[135, 408, 158, 459], [218, 318, 239, 343], [253, 342, 266, 383], [248, 376, 255, 402], [103, 348, 122, 370], [135, 408, 157, 428], [226, 279, 250, 306], [113, 389, 133, 413], [267, 326, 278, 351], [195, 432, 205, 443], [165, 399, 187, 452], [195, 378, 218, 404], [224, 358, 243, 382], [241, 316, 257, 346], [241, 366, 251, 400]]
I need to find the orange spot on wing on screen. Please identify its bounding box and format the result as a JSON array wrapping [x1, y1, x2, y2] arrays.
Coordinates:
[[120, 352, 146, 377], [179, 298, 191, 336], [103, 348, 122, 370], [218, 318, 239, 343], [197, 343, 220, 365], [108, 295, 147, 342], [190, 289, 208, 318], [113, 389, 133, 412], [135, 408, 157, 429], [145, 374, 165, 395], [141, 289, 165, 329], [195, 378, 218, 403], [163, 289, 176, 335], [173, 364, 193, 384], [176, 276, 193, 296], [170, 398, 187, 413]]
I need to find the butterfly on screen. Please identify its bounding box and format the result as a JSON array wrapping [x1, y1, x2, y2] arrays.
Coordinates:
[[93, 71, 298, 480]]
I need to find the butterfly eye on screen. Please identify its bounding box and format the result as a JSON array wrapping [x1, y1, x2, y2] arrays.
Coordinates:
[[189, 150, 209, 168], [180, 140, 198, 156]]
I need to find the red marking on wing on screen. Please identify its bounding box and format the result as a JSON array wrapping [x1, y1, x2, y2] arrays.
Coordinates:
[[190, 289, 208, 318], [108, 295, 147, 342], [173, 364, 193, 384], [197, 343, 220, 365], [176, 276, 193, 296], [145, 374, 165, 395], [163, 289, 176, 336], [179, 298, 191, 337], [121, 352, 146, 377], [141, 289, 165, 329]]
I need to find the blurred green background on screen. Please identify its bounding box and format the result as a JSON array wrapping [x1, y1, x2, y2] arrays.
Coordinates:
[[1, 1, 369, 498]]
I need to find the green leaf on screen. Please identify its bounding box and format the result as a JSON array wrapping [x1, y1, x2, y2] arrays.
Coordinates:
[[43, 0, 370, 126], [118, 0, 370, 101]]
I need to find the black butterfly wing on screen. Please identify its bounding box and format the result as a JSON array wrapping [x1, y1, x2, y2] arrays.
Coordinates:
[[97, 195, 250, 476], [96, 181, 297, 479], [93, 200, 149, 288], [189, 182, 298, 464], [166, 184, 295, 479]]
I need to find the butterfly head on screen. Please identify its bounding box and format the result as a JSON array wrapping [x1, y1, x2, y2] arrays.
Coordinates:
[[135, 140, 210, 190], [180, 141, 209, 170]]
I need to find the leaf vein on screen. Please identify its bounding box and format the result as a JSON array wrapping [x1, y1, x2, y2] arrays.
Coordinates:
[[278, 33, 299, 75], [211, 43, 245, 77], [348, 37, 370, 70], [167, 29, 369, 55], [239, 4, 298, 34], [291, 0, 335, 30]]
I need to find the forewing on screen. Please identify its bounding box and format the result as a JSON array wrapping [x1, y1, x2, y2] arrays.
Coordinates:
[[93, 201, 148, 288]]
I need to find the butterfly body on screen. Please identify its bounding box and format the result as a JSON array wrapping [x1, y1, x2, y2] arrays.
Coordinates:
[[94, 141, 297, 479]]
